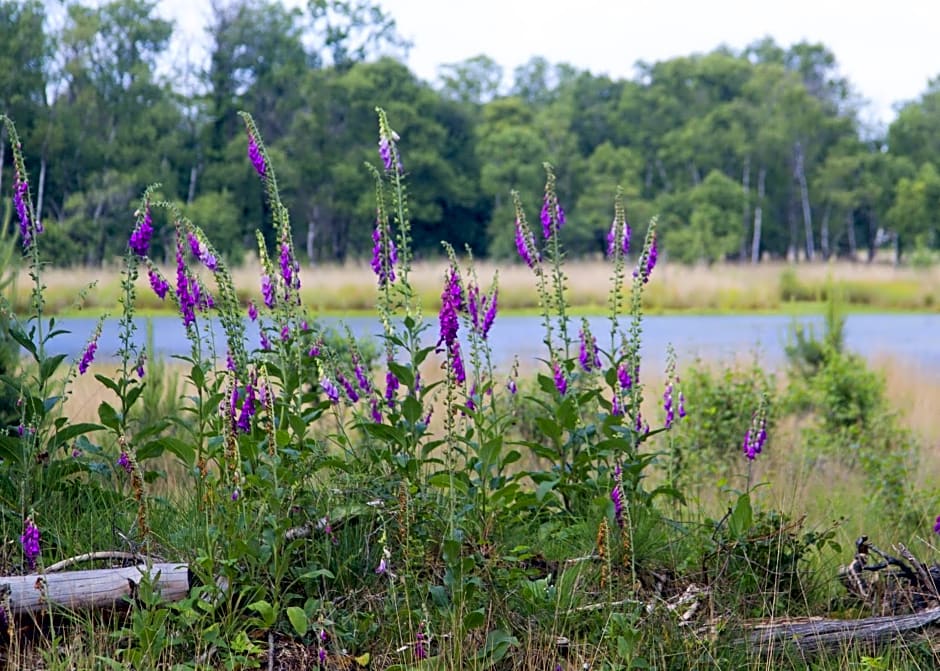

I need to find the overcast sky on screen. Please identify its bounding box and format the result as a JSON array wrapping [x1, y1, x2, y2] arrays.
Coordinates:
[[158, 0, 940, 127]]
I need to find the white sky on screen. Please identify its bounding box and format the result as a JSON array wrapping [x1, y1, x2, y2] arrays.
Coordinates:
[[158, 0, 940, 127]]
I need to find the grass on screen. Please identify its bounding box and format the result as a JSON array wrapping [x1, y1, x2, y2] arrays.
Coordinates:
[[14, 259, 940, 317]]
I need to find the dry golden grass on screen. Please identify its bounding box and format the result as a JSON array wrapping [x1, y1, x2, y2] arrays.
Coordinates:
[[15, 259, 940, 315]]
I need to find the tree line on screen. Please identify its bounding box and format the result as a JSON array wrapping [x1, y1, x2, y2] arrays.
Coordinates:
[[3, 0, 940, 267]]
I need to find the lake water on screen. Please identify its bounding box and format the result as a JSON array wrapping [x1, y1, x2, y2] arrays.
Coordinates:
[[19, 312, 939, 372]]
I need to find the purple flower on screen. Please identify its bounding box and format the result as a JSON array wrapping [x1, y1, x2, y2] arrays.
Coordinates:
[[663, 383, 675, 429], [481, 289, 497, 339], [175, 236, 196, 328], [438, 268, 466, 385], [611, 394, 622, 416], [72, 446, 82, 458], [415, 626, 427, 661], [611, 466, 625, 528], [280, 324, 290, 341], [353, 356, 372, 393], [117, 451, 132, 473], [261, 275, 275, 309], [370, 397, 382, 423], [514, 218, 537, 268], [379, 136, 393, 172], [540, 196, 552, 239], [337, 373, 359, 403], [743, 412, 768, 460], [79, 339, 97, 375], [231, 488, 240, 501], [553, 362, 567, 396], [247, 132, 265, 177], [321, 377, 340, 404], [450, 340, 466, 385], [136, 354, 146, 379], [934, 515, 940, 535], [385, 369, 399, 406], [466, 384, 477, 412], [20, 517, 40, 570], [678, 392, 686, 419], [634, 233, 658, 284], [371, 220, 397, 286], [606, 217, 631, 258], [148, 269, 169, 299], [236, 381, 256, 433], [507, 378, 517, 395], [130, 209, 153, 257], [578, 328, 601, 372], [279, 239, 294, 288], [187, 232, 201, 258], [248, 301, 258, 321], [375, 557, 388, 575], [617, 364, 632, 391], [13, 174, 31, 248]]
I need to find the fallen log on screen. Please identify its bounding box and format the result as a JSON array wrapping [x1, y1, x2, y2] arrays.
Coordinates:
[[0, 563, 190, 617], [742, 606, 940, 655]]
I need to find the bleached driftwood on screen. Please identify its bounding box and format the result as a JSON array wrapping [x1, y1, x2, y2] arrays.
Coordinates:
[[0, 562, 189, 616]]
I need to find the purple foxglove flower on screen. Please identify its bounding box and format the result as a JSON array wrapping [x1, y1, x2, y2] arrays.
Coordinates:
[[378, 136, 393, 172], [743, 429, 755, 460], [617, 364, 632, 391], [118, 451, 132, 473], [415, 627, 427, 660], [79, 340, 97, 375], [385, 369, 399, 406], [13, 175, 31, 248], [148, 269, 169, 299], [370, 397, 382, 423], [231, 488, 240, 501], [370, 222, 397, 286], [540, 195, 552, 239], [375, 557, 388, 575], [678, 392, 686, 419], [634, 233, 658, 284], [611, 483, 624, 528], [553, 362, 567, 396], [467, 283, 480, 330], [236, 382, 256, 432], [321, 377, 340, 404], [481, 290, 497, 339], [187, 232, 201, 257], [280, 324, 289, 341], [175, 239, 196, 328], [279, 239, 294, 288], [72, 447, 82, 458], [935, 516, 940, 535], [606, 218, 631, 258], [353, 357, 371, 393], [137, 354, 146, 379], [248, 301, 258, 321], [20, 517, 40, 570], [663, 383, 675, 429], [611, 394, 622, 416], [260, 275, 275, 309], [514, 218, 537, 268], [247, 132, 265, 177], [507, 378, 517, 395], [578, 328, 600, 372], [130, 209, 153, 257], [337, 373, 359, 403]]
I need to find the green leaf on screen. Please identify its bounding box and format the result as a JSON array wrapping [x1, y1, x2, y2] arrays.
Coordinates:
[[535, 479, 558, 502], [98, 402, 121, 431], [286, 606, 308, 637], [464, 609, 486, 630], [137, 437, 195, 466], [94, 374, 122, 396], [388, 361, 414, 390], [247, 600, 276, 628], [39, 354, 67, 383], [51, 423, 105, 450], [728, 493, 753, 538]]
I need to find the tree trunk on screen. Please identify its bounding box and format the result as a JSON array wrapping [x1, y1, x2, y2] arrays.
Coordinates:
[[740, 157, 751, 260], [750, 166, 765, 264], [1, 563, 190, 616], [689, 161, 701, 186], [187, 164, 198, 205], [787, 196, 799, 262], [820, 203, 831, 260], [794, 141, 815, 261], [846, 211, 857, 260], [306, 205, 318, 263], [655, 158, 672, 191]]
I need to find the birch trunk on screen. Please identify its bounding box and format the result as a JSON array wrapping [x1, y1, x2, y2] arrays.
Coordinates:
[[740, 157, 751, 260], [750, 166, 765, 264], [846, 212, 857, 260], [36, 154, 47, 226], [794, 141, 815, 261], [820, 203, 831, 260]]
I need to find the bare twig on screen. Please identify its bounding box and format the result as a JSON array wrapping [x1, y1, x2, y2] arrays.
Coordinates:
[[45, 551, 156, 573]]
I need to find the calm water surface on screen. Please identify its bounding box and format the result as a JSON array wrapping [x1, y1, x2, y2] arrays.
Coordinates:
[[25, 313, 940, 372]]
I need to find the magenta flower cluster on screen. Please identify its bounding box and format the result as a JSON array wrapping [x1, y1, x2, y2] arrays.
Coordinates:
[[117, 450, 133, 473], [321, 377, 340, 404], [370, 218, 398, 286], [247, 131, 266, 177], [466, 282, 497, 340], [578, 328, 601, 372], [79, 338, 98, 375], [20, 517, 40, 570], [743, 413, 768, 460], [553, 361, 568, 396], [540, 193, 566, 240], [606, 217, 631, 258], [634, 233, 658, 284], [514, 218, 539, 268], [130, 208, 153, 257], [13, 173, 38, 248], [438, 267, 466, 384], [188, 232, 218, 271]]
